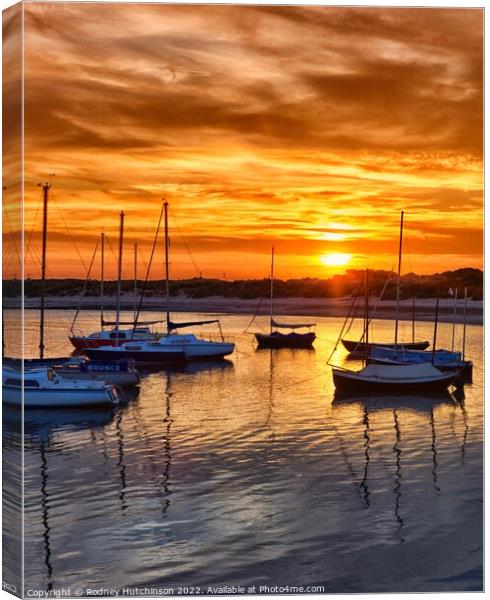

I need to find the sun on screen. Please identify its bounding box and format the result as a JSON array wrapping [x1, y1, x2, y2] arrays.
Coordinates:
[[320, 253, 352, 267]]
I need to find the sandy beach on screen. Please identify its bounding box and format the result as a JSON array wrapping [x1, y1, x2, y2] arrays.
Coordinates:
[[12, 294, 483, 325]]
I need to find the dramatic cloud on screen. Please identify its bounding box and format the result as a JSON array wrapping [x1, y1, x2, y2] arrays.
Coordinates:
[[12, 4, 483, 278]]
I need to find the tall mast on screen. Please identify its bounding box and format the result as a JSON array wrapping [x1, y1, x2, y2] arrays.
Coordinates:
[[431, 292, 440, 365], [133, 242, 138, 320], [38, 181, 50, 359], [393, 210, 404, 353], [451, 288, 458, 352], [270, 245, 275, 334], [100, 231, 105, 328], [115, 211, 124, 344], [462, 286, 468, 361], [164, 201, 170, 333], [364, 268, 369, 365], [412, 297, 416, 344]]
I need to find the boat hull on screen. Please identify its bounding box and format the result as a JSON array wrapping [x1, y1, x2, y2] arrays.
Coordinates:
[[341, 339, 430, 355], [368, 357, 473, 385], [255, 332, 316, 348], [158, 340, 235, 359], [332, 367, 456, 394], [53, 367, 140, 387], [83, 348, 187, 366], [2, 386, 119, 408]]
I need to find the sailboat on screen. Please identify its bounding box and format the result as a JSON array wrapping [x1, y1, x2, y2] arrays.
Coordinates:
[[255, 246, 316, 348], [3, 365, 120, 407], [3, 181, 126, 406], [85, 201, 234, 363], [368, 288, 473, 383], [331, 269, 458, 394], [341, 212, 429, 356], [69, 231, 159, 350]]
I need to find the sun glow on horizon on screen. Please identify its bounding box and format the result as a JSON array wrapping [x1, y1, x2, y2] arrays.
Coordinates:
[[320, 253, 352, 268]]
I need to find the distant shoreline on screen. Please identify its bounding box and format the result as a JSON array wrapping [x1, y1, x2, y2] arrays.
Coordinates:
[[8, 294, 484, 325]]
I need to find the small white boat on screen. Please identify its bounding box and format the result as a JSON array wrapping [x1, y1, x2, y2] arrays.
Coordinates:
[[332, 363, 458, 395], [3, 366, 121, 407], [158, 332, 235, 359]]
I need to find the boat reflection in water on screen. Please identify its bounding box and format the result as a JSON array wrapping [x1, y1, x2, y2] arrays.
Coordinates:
[[331, 391, 460, 543], [3, 404, 117, 592]]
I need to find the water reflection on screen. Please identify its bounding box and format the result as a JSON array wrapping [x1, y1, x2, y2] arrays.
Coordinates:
[[10, 312, 482, 593], [392, 409, 404, 537]]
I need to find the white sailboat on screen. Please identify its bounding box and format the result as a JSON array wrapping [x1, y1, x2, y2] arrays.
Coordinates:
[[69, 231, 159, 350], [3, 366, 120, 408], [157, 201, 235, 359], [3, 181, 131, 405], [331, 267, 458, 394]]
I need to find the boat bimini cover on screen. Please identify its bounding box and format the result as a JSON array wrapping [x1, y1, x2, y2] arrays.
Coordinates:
[[271, 318, 316, 329], [168, 319, 220, 331], [361, 363, 446, 380]]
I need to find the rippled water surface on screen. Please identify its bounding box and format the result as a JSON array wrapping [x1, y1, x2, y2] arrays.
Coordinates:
[[4, 310, 483, 593]]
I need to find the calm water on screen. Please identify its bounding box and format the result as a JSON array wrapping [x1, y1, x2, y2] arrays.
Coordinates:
[[3, 310, 483, 593]]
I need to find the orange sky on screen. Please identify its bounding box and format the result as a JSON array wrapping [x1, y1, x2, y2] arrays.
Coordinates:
[[5, 3, 484, 280]]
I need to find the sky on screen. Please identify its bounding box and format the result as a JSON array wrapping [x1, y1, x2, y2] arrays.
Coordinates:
[[8, 3, 484, 279]]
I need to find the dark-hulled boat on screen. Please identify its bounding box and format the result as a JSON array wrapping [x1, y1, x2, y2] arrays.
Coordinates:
[[254, 246, 316, 349], [256, 323, 316, 349], [332, 363, 458, 395], [341, 339, 429, 355]]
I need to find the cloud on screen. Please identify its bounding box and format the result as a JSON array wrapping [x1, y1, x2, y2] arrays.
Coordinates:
[[15, 4, 483, 278]]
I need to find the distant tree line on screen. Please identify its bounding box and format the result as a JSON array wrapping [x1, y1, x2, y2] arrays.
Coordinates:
[[3, 268, 483, 300]]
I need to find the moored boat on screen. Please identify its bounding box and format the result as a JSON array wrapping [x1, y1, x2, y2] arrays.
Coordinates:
[[6, 356, 141, 387], [254, 246, 316, 349], [69, 326, 157, 350], [256, 328, 316, 349], [3, 366, 120, 407], [83, 340, 188, 366], [332, 363, 458, 394], [341, 339, 429, 355], [342, 212, 428, 356], [52, 357, 141, 386]]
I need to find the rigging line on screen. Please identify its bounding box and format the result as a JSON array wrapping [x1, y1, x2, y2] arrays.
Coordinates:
[[243, 297, 265, 333], [344, 296, 361, 337], [24, 188, 43, 258], [26, 243, 57, 279], [2, 203, 22, 268], [326, 296, 358, 364], [168, 208, 201, 278], [105, 235, 119, 267], [131, 203, 166, 337], [354, 268, 395, 349], [273, 369, 331, 392], [51, 191, 88, 271], [70, 242, 99, 333]]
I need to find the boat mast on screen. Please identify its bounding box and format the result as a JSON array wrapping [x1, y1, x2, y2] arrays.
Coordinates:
[[133, 242, 138, 320], [115, 211, 124, 344], [431, 292, 440, 365], [164, 201, 170, 334], [393, 211, 404, 354], [412, 297, 415, 344], [38, 181, 50, 359], [100, 231, 105, 329], [270, 245, 275, 334], [462, 286, 468, 361], [364, 268, 369, 365], [451, 288, 458, 352]]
